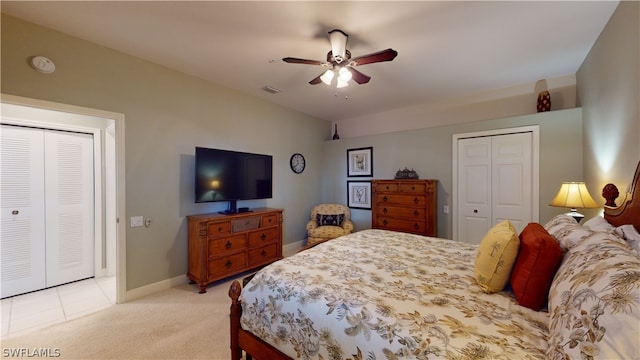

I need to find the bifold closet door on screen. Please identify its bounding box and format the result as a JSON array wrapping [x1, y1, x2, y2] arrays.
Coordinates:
[[490, 132, 532, 233], [457, 136, 492, 245], [1, 125, 94, 298], [1, 126, 47, 298], [457, 132, 532, 244], [44, 130, 94, 288]]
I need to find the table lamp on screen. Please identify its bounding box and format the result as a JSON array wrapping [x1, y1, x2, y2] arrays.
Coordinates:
[[549, 182, 599, 222]]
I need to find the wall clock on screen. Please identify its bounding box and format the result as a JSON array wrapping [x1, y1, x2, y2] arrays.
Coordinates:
[[290, 153, 305, 174]]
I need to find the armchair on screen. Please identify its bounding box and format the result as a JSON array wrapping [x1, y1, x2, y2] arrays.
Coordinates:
[[306, 204, 354, 246]]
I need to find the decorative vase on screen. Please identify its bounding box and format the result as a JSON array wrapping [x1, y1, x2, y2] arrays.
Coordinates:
[[332, 124, 340, 140], [537, 91, 551, 112]]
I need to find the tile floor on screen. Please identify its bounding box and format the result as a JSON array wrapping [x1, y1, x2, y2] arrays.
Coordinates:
[[1, 276, 116, 339]]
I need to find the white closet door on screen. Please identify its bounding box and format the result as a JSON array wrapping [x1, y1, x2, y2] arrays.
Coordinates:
[[492, 132, 532, 234], [457, 132, 533, 244], [44, 130, 94, 287], [457, 137, 491, 244], [0, 126, 46, 298]]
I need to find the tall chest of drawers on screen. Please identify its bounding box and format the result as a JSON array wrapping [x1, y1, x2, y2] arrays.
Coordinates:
[[371, 179, 437, 236], [187, 208, 283, 293]]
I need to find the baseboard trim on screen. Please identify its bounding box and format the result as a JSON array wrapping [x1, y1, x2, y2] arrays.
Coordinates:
[[284, 239, 305, 256], [125, 275, 189, 302]]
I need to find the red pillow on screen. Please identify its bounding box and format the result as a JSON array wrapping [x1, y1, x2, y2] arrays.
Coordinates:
[[510, 222, 563, 310]]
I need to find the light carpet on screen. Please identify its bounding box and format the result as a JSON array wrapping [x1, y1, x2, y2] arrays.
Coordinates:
[[2, 279, 236, 359]]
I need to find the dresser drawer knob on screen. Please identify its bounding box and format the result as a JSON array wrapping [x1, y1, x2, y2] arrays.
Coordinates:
[[383, 208, 388, 214], [218, 226, 223, 232], [261, 233, 267, 241], [225, 241, 232, 249], [382, 196, 388, 202], [382, 219, 388, 226], [225, 260, 232, 268], [413, 223, 420, 230], [413, 210, 419, 217], [413, 197, 419, 204], [261, 250, 267, 257]]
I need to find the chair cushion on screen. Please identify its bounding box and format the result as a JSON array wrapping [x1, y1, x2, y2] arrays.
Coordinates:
[[316, 214, 345, 227], [474, 220, 520, 293], [510, 223, 563, 310], [308, 225, 348, 240]]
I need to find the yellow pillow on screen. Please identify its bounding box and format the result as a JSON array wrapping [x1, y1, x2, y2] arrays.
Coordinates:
[[474, 220, 520, 293]]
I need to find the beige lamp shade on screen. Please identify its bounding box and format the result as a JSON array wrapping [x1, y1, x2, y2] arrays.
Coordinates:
[[549, 182, 598, 222]]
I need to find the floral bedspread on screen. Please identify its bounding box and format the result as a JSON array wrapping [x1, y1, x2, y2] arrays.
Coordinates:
[[241, 229, 549, 359]]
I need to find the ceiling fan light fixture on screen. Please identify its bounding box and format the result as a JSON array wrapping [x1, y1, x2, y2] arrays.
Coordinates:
[[338, 67, 352, 82], [320, 69, 334, 85], [283, 29, 396, 87], [328, 29, 348, 62]]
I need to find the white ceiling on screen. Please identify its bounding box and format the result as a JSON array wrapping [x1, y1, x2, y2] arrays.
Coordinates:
[[1, 1, 619, 122]]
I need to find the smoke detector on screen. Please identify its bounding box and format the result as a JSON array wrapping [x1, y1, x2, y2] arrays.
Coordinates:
[[30, 56, 56, 74]]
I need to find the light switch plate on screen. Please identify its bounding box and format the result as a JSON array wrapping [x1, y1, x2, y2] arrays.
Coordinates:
[[131, 216, 144, 227]]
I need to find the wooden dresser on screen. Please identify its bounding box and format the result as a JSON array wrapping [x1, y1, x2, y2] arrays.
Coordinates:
[[371, 179, 437, 236], [187, 208, 283, 293]]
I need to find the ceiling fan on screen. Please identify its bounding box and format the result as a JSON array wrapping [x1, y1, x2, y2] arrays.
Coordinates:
[[283, 29, 398, 88]]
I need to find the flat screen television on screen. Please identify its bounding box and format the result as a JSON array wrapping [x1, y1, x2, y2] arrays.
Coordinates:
[[194, 147, 272, 213]]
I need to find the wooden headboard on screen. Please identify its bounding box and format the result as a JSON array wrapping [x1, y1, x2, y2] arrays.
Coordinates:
[[603, 161, 640, 232]]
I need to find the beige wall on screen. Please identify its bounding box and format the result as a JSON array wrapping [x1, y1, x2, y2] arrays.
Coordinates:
[[1, 15, 330, 291], [323, 109, 584, 239], [336, 75, 578, 138], [577, 0, 640, 196]]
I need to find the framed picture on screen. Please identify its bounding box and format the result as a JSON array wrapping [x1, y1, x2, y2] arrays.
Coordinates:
[[347, 147, 373, 177], [347, 181, 372, 209]]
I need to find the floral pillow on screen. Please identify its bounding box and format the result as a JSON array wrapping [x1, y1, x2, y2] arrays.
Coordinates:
[[547, 231, 640, 359], [543, 214, 592, 251]]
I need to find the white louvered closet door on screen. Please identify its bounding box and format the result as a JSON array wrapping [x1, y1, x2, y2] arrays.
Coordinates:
[[44, 130, 94, 288], [1, 126, 47, 298], [1, 125, 94, 298]]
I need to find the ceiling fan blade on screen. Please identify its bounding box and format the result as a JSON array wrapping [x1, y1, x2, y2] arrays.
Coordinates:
[[309, 74, 323, 85], [350, 48, 398, 66], [283, 57, 325, 66], [348, 68, 371, 84]]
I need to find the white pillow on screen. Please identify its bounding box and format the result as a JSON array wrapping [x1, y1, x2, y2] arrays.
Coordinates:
[[582, 215, 616, 233], [615, 224, 640, 253]]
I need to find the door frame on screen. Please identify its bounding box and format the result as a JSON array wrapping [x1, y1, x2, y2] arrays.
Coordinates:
[[452, 125, 539, 242], [1, 94, 126, 303]]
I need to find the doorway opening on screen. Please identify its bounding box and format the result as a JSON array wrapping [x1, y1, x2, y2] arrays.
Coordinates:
[[1, 94, 125, 304]]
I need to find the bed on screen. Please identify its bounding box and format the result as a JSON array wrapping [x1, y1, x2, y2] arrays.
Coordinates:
[[229, 162, 640, 359]]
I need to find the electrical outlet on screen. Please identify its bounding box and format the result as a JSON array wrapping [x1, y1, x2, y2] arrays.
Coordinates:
[[130, 216, 144, 227], [443, 205, 449, 214]]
